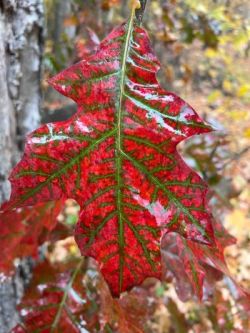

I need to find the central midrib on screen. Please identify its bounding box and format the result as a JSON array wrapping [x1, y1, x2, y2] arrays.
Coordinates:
[[116, 10, 135, 293]]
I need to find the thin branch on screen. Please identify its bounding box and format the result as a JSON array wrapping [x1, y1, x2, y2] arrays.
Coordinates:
[[135, 0, 148, 25], [219, 146, 250, 171], [50, 258, 84, 332]]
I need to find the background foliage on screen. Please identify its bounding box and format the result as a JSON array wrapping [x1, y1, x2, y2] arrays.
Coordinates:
[[7, 0, 250, 332]]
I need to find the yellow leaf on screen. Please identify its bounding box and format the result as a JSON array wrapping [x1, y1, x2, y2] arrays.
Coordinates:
[[205, 48, 217, 58], [69, 244, 79, 255], [207, 90, 221, 103], [222, 80, 233, 93], [229, 110, 248, 121], [226, 210, 250, 241], [237, 84, 250, 97], [244, 128, 250, 138]]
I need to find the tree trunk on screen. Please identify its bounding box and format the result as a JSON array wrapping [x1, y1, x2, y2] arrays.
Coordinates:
[[0, 1, 43, 331]]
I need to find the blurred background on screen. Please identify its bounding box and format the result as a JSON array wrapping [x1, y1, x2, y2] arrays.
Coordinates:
[[0, 0, 249, 332]]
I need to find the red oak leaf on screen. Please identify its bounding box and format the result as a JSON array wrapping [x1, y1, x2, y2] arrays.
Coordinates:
[[12, 259, 148, 333], [12, 260, 89, 333], [0, 200, 64, 274], [161, 218, 236, 301], [76, 27, 100, 60], [5, 13, 216, 296], [162, 218, 250, 310]]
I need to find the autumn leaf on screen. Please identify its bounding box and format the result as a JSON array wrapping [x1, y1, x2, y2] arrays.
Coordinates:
[[0, 200, 64, 274], [4, 7, 215, 296], [12, 259, 89, 333], [76, 27, 100, 60], [98, 278, 145, 333], [12, 259, 153, 333], [162, 218, 250, 306]]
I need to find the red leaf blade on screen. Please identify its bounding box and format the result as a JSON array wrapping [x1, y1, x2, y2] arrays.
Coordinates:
[[6, 18, 216, 296]]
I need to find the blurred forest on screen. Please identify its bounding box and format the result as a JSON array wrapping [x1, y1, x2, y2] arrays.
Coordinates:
[[38, 0, 250, 332], [1, 0, 250, 332]]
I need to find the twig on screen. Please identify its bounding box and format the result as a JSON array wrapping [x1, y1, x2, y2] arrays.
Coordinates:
[[50, 258, 84, 332], [135, 0, 148, 25], [219, 146, 250, 171]]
